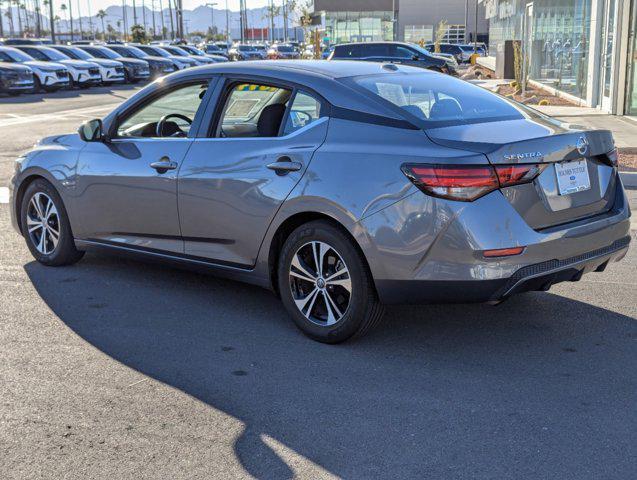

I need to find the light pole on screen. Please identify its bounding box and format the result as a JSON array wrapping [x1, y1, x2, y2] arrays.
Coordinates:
[[206, 2, 217, 39], [225, 0, 229, 42]]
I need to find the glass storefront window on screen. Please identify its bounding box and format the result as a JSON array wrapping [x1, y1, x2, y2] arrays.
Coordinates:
[[323, 11, 394, 43], [527, 0, 592, 100], [487, 0, 592, 101]]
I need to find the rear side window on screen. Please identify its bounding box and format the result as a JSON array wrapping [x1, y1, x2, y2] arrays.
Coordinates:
[[283, 91, 322, 135], [217, 83, 293, 138], [353, 73, 524, 127]]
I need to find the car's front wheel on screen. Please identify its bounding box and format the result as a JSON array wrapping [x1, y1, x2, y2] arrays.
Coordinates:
[[277, 220, 384, 343], [20, 179, 84, 266]]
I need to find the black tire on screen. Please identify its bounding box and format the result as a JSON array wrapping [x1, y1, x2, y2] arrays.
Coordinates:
[[34, 76, 43, 93], [277, 220, 384, 343], [20, 179, 84, 267]]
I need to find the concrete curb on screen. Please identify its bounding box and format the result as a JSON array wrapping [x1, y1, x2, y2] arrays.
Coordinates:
[[620, 171, 637, 188]]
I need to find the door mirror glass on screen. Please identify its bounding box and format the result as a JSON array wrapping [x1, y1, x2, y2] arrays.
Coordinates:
[[78, 119, 103, 142]]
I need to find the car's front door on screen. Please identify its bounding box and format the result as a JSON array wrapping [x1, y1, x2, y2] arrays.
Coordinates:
[[73, 80, 211, 254], [177, 80, 329, 267]]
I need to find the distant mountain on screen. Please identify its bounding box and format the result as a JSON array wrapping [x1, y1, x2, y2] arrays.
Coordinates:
[[0, 4, 301, 40]]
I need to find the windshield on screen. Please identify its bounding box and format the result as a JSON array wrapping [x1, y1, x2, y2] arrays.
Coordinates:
[[277, 45, 294, 52], [168, 46, 189, 56], [119, 46, 149, 58], [144, 46, 170, 57], [182, 46, 202, 55], [39, 47, 70, 61], [88, 47, 121, 59], [0, 48, 34, 62], [408, 44, 433, 57], [353, 73, 524, 128], [60, 47, 93, 60], [238, 45, 255, 52]]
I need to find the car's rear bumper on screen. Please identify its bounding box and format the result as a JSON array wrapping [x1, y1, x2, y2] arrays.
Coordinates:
[[376, 236, 630, 304], [360, 175, 632, 304]]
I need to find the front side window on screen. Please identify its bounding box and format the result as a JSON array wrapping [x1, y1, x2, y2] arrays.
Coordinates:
[[392, 46, 415, 59], [283, 92, 322, 135], [217, 82, 292, 138], [116, 82, 208, 138], [353, 73, 524, 127]]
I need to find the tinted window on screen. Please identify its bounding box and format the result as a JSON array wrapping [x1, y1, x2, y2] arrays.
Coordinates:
[[19, 47, 48, 61], [283, 91, 322, 135], [390, 45, 415, 59], [83, 47, 113, 59], [218, 83, 292, 138], [0, 48, 33, 62], [353, 73, 524, 127], [361, 44, 389, 57], [334, 44, 362, 58]]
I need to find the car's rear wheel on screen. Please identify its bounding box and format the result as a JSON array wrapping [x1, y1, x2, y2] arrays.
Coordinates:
[[20, 179, 84, 267], [277, 220, 384, 343]]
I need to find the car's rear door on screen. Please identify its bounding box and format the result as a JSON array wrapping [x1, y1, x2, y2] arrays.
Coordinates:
[[177, 78, 329, 267], [73, 78, 212, 254]]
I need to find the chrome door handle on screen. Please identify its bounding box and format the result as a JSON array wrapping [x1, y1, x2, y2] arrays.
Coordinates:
[[266, 156, 302, 175], [150, 157, 178, 174]]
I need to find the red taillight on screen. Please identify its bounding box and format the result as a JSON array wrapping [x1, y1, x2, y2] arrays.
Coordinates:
[[401, 164, 499, 201], [402, 163, 546, 202], [495, 164, 548, 187]]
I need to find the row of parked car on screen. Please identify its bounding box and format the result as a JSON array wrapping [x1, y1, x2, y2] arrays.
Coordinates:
[[0, 39, 229, 95]]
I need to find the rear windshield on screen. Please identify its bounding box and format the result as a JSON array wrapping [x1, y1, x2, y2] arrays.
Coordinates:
[[352, 73, 524, 128]]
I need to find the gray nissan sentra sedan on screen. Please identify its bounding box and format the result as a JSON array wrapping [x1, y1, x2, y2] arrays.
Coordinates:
[[9, 61, 631, 343]]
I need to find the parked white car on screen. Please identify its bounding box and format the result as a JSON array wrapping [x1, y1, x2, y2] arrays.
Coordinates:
[[0, 46, 70, 91], [52, 45, 125, 84], [15, 45, 101, 88]]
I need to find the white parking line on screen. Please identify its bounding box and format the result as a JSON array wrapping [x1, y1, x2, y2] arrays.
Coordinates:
[[0, 105, 116, 128], [0, 187, 9, 204]]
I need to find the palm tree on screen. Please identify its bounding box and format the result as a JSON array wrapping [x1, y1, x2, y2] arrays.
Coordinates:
[[5, 9, 15, 37], [13, 0, 23, 36], [60, 3, 67, 34], [96, 9, 107, 41], [20, 2, 29, 34]]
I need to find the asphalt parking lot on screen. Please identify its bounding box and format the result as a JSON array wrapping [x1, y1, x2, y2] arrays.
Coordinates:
[[1, 89, 636, 479]]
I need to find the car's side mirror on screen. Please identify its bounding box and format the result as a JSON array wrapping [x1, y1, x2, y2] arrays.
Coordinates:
[[78, 119, 105, 142], [412, 54, 420, 61]]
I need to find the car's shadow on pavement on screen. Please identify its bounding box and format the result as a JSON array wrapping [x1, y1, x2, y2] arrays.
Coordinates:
[[24, 253, 637, 479]]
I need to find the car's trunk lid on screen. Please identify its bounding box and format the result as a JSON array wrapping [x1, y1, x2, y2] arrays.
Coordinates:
[[426, 118, 618, 230]]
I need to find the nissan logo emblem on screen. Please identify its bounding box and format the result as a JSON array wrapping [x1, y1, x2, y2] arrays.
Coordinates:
[[576, 136, 589, 156]]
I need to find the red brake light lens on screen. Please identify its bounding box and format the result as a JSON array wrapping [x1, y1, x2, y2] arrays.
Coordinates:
[[402, 163, 547, 202], [401, 164, 499, 201], [495, 164, 548, 187]]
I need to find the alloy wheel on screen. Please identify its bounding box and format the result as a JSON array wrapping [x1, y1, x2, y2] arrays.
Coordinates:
[[289, 241, 352, 326], [26, 192, 60, 255]]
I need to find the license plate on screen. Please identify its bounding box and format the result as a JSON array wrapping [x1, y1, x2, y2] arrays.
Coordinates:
[[555, 159, 590, 195]]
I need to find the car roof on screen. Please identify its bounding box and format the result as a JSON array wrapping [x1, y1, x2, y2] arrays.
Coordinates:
[[335, 41, 415, 47], [175, 59, 426, 79]]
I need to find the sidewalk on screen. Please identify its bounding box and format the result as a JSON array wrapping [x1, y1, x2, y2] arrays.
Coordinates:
[[469, 79, 637, 187]]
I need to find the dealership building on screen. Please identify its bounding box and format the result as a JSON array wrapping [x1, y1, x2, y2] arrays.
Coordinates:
[[308, 0, 488, 45], [483, 0, 637, 116]]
